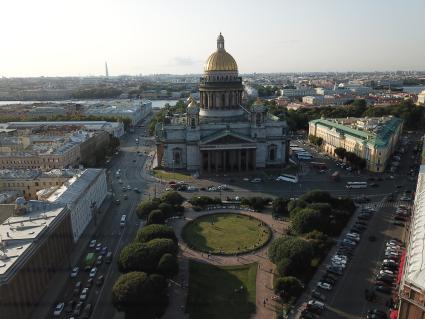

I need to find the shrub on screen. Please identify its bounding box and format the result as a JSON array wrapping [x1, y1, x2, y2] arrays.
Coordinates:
[[147, 209, 167, 225], [272, 198, 289, 217], [157, 253, 179, 277], [158, 202, 174, 217], [117, 242, 155, 273], [145, 238, 178, 261], [136, 198, 160, 218], [291, 207, 326, 234], [274, 276, 303, 301], [160, 191, 185, 207], [112, 272, 168, 314], [299, 190, 332, 204], [135, 224, 177, 243]]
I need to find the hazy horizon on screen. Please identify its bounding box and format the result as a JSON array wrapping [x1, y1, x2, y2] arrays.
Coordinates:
[[1, 0, 424, 77]]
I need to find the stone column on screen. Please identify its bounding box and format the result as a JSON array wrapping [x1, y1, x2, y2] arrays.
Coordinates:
[[252, 149, 257, 171], [215, 151, 219, 172], [238, 150, 241, 171], [244, 150, 249, 171], [223, 150, 227, 172], [207, 151, 211, 173]]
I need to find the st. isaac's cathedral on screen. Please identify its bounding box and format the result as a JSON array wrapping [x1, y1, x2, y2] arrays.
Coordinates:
[[155, 34, 289, 173]]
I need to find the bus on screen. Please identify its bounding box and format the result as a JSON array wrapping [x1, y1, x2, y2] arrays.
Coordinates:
[[290, 147, 306, 153], [276, 174, 299, 183], [296, 153, 312, 160], [310, 162, 327, 170], [346, 182, 368, 189]]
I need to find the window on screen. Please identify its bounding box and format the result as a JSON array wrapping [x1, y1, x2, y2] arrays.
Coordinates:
[[268, 144, 277, 161], [256, 113, 262, 126], [172, 148, 182, 166]]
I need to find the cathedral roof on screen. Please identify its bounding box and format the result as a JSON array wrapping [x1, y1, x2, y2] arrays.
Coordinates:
[[204, 33, 238, 73]]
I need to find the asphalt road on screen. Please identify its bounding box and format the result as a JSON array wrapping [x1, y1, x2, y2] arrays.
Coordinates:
[[49, 120, 157, 319]]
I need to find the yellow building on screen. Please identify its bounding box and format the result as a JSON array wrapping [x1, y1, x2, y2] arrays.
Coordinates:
[[309, 116, 403, 172], [0, 169, 75, 199]]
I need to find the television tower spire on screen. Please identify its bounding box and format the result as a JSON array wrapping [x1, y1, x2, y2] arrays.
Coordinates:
[[105, 62, 109, 77]]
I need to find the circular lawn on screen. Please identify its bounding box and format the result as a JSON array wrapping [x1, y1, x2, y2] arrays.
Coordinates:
[[182, 213, 272, 255]]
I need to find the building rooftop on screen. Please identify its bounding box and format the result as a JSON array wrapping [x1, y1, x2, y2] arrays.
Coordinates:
[[0, 201, 68, 280], [310, 116, 403, 147], [45, 168, 103, 205], [0, 168, 78, 180], [404, 165, 425, 290]]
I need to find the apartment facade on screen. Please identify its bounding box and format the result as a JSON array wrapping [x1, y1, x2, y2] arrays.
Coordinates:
[[309, 116, 403, 172]]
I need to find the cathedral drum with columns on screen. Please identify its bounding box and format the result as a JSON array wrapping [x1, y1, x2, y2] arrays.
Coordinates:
[[155, 33, 289, 173]]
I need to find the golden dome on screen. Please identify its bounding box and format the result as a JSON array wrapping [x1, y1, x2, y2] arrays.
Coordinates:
[[204, 33, 238, 73]]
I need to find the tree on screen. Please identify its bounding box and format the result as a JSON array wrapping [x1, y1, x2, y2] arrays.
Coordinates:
[[112, 272, 167, 315], [158, 202, 174, 217], [136, 198, 160, 218], [160, 191, 185, 207], [157, 253, 179, 277], [118, 242, 155, 273], [145, 238, 178, 261], [147, 209, 167, 225], [308, 135, 323, 148], [268, 237, 314, 268], [136, 224, 177, 243], [274, 276, 303, 301], [272, 198, 289, 217], [334, 147, 347, 159], [291, 207, 326, 234], [299, 190, 332, 204]]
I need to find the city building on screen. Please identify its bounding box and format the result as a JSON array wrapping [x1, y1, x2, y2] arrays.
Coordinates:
[[281, 86, 316, 98], [43, 168, 107, 242], [398, 165, 425, 318], [308, 116, 403, 172], [0, 129, 113, 170], [0, 200, 73, 319], [84, 99, 152, 125], [418, 90, 425, 105], [4, 121, 124, 137], [0, 169, 76, 200], [155, 34, 289, 173]]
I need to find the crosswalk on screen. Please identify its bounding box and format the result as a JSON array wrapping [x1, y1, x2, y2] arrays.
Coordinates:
[[361, 200, 412, 210]]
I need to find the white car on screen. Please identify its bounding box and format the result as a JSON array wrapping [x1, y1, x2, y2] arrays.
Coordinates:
[[383, 259, 397, 265], [250, 178, 262, 183], [89, 240, 96, 248], [127, 185, 131, 190], [53, 302, 65, 316], [95, 243, 102, 251], [89, 267, 97, 278], [80, 288, 89, 301], [70, 266, 79, 278], [380, 269, 395, 276], [317, 282, 332, 290]]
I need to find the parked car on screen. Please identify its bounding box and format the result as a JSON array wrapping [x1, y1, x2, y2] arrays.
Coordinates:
[[70, 266, 79, 278], [375, 285, 392, 294], [95, 243, 102, 251], [81, 303, 92, 319], [73, 302, 83, 316], [89, 267, 97, 278], [89, 240, 96, 248], [96, 275, 104, 286], [86, 278, 94, 288], [96, 255, 103, 266], [311, 289, 326, 302], [53, 302, 65, 316], [317, 282, 332, 290], [80, 288, 89, 301]]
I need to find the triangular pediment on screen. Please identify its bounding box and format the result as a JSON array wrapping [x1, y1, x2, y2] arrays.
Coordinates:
[[201, 130, 255, 145]]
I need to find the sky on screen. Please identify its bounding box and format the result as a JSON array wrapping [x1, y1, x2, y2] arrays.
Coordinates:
[[0, 0, 424, 77]]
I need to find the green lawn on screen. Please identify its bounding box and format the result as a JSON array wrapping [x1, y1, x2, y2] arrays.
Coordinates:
[[182, 213, 271, 255], [152, 169, 193, 181], [186, 261, 257, 319]]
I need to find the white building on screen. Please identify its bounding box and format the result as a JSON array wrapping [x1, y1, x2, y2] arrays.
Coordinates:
[[418, 90, 425, 105], [84, 99, 152, 125], [46, 168, 107, 242]]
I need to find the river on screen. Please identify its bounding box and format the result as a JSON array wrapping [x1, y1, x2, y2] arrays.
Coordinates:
[[0, 99, 180, 108]]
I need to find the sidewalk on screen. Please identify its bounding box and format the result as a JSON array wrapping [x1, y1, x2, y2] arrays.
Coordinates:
[[29, 195, 112, 319]]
